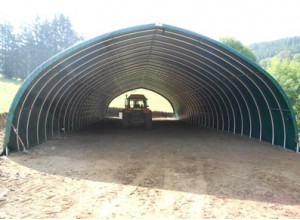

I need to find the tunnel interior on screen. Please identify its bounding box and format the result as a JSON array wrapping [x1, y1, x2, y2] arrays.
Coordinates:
[[2, 24, 298, 153]]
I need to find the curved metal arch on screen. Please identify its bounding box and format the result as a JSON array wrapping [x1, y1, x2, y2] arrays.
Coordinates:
[[144, 75, 215, 127], [39, 44, 158, 141], [17, 27, 159, 148], [165, 27, 285, 146], [192, 37, 272, 142], [144, 65, 226, 130], [34, 43, 155, 140], [146, 40, 249, 134], [145, 47, 236, 131], [151, 34, 260, 138], [147, 59, 238, 132], [144, 52, 248, 133], [214, 49, 287, 147]]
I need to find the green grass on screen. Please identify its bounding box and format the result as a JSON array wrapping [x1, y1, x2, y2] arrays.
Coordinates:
[[109, 89, 173, 112], [0, 78, 22, 113]]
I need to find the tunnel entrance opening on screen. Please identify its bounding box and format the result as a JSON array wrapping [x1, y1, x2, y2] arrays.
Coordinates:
[[106, 88, 175, 120]]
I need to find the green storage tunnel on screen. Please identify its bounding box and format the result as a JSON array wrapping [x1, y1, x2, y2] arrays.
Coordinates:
[[1, 24, 299, 154]]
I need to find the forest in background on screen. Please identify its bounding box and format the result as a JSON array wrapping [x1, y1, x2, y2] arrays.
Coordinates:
[[221, 36, 300, 130], [250, 36, 300, 67], [0, 14, 83, 79], [250, 37, 300, 129]]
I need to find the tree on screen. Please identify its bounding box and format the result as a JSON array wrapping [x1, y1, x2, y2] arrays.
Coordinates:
[[250, 36, 300, 61], [267, 57, 300, 129], [0, 23, 21, 78], [50, 14, 83, 53], [220, 37, 257, 62], [276, 50, 293, 61], [0, 14, 84, 79], [19, 15, 83, 77]]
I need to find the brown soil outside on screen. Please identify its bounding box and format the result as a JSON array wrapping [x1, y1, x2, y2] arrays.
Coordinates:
[[0, 119, 300, 218]]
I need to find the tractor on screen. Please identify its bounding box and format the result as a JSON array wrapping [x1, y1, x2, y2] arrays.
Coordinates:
[[122, 94, 152, 129]]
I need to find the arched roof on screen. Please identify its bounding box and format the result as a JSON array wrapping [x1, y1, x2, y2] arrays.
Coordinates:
[[2, 24, 298, 153]]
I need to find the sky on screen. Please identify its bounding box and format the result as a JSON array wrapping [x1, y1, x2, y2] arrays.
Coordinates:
[[0, 0, 300, 45]]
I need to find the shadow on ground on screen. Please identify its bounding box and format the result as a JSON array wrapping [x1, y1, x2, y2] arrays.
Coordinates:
[[8, 119, 300, 206]]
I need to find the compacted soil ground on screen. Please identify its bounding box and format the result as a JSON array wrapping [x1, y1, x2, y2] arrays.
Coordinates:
[[0, 119, 300, 218]]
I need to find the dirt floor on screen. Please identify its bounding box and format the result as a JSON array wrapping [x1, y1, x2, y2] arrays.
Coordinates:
[[0, 119, 300, 218]]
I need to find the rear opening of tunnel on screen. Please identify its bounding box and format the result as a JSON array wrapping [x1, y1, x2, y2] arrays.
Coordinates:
[[105, 88, 175, 120]]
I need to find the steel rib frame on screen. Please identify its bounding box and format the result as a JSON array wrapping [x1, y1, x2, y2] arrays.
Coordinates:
[[143, 58, 239, 132], [144, 68, 223, 130], [150, 40, 246, 134], [161, 31, 279, 142], [144, 51, 235, 131], [48, 64, 144, 136], [144, 60, 224, 129], [166, 29, 285, 146], [41, 42, 155, 139], [16, 28, 158, 149], [199, 39, 286, 146], [152, 36, 257, 138], [144, 54, 247, 133], [145, 40, 251, 134], [15, 29, 118, 149], [143, 75, 213, 127], [52, 62, 149, 135], [38, 64, 106, 142], [136, 70, 208, 127], [54, 66, 148, 135]]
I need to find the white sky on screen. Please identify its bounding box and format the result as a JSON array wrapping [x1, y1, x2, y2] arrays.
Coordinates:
[[0, 0, 299, 45]]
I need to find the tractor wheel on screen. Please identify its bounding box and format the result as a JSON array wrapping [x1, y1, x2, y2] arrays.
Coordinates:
[[145, 114, 152, 129], [122, 113, 130, 129]]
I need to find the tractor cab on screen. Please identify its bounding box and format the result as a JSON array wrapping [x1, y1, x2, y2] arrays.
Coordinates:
[[122, 94, 152, 128], [125, 94, 148, 108]]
